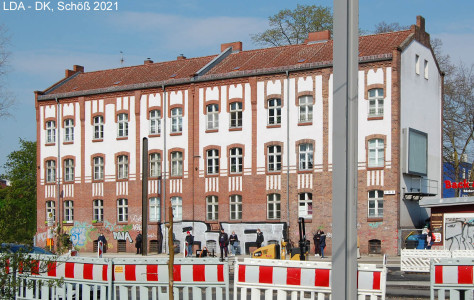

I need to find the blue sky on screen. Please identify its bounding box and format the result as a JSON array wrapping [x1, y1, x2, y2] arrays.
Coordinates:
[[1, 0, 473, 173]]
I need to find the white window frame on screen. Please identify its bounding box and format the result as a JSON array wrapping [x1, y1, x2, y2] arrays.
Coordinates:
[[46, 201, 56, 222], [93, 116, 104, 140], [149, 197, 161, 222], [267, 193, 281, 220], [368, 89, 384, 117], [117, 198, 128, 222], [117, 113, 128, 138], [298, 193, 313, 218], [424, 59, 429, 79], [298, 95, 313, 123], [230, 147, 242, 174], [149, 110, 161, 135], [207, 149, 219, 175], [368, 190, 383, 218], [267, 145, 282, 172], [415, 54, 420, 75], [117, 155, 129, 179], [171, 108, 183, 133], [230, 195, 242, 220], [206, 195, 219, 221], [150, 153, 161, 178], [64, 119, 74, 142], [299, 143, 313, 171], [93, 199, 104, 222], [46, 160, 56, 183], [93, 157, 104, 181], [171, 196, 182, 221], [64, 158, 74, 182], [206, 104, 219, 130], [267, 98, 281, 125], [64, 200, 74, 223], [171, 151, 183, 177], [368, 138, 384, 168], [229, 102, 242, 128], [46, 121, 56, 144]]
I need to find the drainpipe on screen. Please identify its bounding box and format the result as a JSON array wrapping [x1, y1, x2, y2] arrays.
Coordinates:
[[56, 97, 62, 251], [286, 71, 290, 242], [162, 85, 167, 252]]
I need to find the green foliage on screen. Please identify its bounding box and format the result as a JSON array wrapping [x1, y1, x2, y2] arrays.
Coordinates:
[[251, 4, 333, 47], [0, 139, 37, 243]]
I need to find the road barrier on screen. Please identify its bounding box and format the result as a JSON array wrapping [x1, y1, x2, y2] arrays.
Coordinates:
[[431, 258, 474, 300], [234, 258, 386, 299], [16, 256, 229, 300], [401, 249, 474, 272]]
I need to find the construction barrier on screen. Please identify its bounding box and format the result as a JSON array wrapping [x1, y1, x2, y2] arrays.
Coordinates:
[[234, 258, 386, 299], [401, 249, 474, 272], [431, 258, 474, 300], [16, 255, 229, 300]]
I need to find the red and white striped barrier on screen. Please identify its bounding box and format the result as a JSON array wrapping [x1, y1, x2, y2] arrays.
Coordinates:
[[431, 259, 474, 299], [235, 258, 386, 299]]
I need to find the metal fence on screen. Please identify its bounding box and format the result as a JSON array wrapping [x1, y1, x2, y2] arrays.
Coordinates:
[[401, 249, 474, 272], [430, 258, 474, 300]]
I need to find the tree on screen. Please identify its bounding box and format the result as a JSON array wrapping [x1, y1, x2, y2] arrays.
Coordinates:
[[373, 21, 409, 34], [251, 4, 333, 47], [0, 24, 13, 118], [0, 139, 37, 243]]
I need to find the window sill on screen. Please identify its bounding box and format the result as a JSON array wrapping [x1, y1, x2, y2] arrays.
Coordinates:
[[63, 180, 74, 184], [117, 222, 129, 225], [169, 175, 183, 179], [266, 171, 282, 175], [116, 137, 128, 141], [92, 222, 103, 226], [45, 182, 56, 185], [63, 141, 74, 145], [297, 169, 313, 174], [206, 173, 219, 177], [116, 178, 129, 182], [92, 179, 105, 183], [298, 218, 312, 223], [266, 124, 281, 129], [170, 132, 182, 136], [228, 172, 243, 177], [63, 222, 74, 226], [367, 116, 383, 121], [367, 218, 383, 222], [92, 139, 103, 143], [45, 143, 56, 147], [206, 220, 219, 224], [266, 219, 282, 222], [298, 122, 313, 126], [367, 166, 384, 171], [205, 129, 218, 133], [229, 127, 242, 132], [149, 134, 161, 138]]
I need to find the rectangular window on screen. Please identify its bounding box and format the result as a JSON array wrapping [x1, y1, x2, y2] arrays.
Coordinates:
[[64, 119, 74, 142], [171, 108, 183, 133], [207, 149, 219, 175], [267, 193, 281, 219], [267, 145, 282, 172], [93, 157, 104, 180], [64, 200, 74, 223], [93, 199, 104, 222], [46, 201, 55, 222], [368, 89, 384, 117], [117, 198, 128, 222], [229, 102, 242, 128], [93, 116, 104, 140], [149, 197, 161, 222], [171, 196, 182, 221], [46, 121, 56, 144], [149, 110, 161, 135], [46, 160, 56, 183], [117, 155, 129, 179], [206, 104, 219, 130], [64, 159, 74, 182], [117, 113, 128, 137], [368, 190, 383, 218], [206, 195, 218, 221], [298, 95, 313, 123], [299, 143, 313, 171], [415, 54, 420, 75], [368, 139, 384, 168], [230, 147, 243, 174], [424, 59, 429, 79], [171, 151, 183, 176], [298, 193, 313, 218], [230, 195, 242, 220], [267, 98, 281, 125], [150, 153, 161, 178]]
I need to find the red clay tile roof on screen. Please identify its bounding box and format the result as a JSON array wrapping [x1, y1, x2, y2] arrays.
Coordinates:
[[42, 30, 412, 97]]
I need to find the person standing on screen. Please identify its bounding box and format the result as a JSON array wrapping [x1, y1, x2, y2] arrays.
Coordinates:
[[219, 228, 229, 260], [319, 231, 326, 258], [313, 230, 321, 256], [98, 233, 107, 254], [229, 231, 239, 255], [135, 231, 143, 254], [185, 231, 194, 257], [256, 229, 264, 248]]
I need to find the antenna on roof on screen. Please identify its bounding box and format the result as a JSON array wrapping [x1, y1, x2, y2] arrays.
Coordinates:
[[120, 51, 124, 66]]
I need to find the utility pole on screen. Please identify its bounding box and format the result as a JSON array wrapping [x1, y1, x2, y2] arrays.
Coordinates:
[[142, 137, 148, 255]]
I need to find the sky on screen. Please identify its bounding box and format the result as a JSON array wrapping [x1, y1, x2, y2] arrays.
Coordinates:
[[0, 0, 473, 174]]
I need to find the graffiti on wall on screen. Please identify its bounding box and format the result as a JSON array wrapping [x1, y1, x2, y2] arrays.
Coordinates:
[[113, 231, 133, 243], [445, 217, 474, 250]]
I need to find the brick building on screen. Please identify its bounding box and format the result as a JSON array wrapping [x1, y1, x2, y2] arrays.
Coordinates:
[[35, 16, 442, 255]]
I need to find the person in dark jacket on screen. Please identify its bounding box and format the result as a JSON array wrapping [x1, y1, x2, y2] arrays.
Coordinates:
[[135, 232, 143, 254], [256, 229, 264, 248], [313, 230, 321, 256], [185, 231, 194, 257], [218, 228, 229, 260], [98, 233, 107, 254], [319, 231, 326, 258], [229, 231, 239, 255]]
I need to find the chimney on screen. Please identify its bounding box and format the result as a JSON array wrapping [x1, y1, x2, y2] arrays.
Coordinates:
[[220, 41, 242, 53], [144, 58, 153, 64], [416, 15, 425, 32], [65, 65, 84, 78], [304, 30, 331, 44], [177, 54, 186, 60]]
